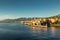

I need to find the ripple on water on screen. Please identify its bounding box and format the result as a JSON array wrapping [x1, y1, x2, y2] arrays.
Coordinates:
[[0, 23, 60, 40]]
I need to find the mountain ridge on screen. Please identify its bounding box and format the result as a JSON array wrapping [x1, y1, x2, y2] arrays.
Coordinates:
[[0, 14, 60, 23]]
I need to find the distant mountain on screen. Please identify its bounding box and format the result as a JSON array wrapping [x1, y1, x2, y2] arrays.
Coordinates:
[[48, 14, 60, 18], [0, 17, 40, 23], [0, 14, 60, 23]]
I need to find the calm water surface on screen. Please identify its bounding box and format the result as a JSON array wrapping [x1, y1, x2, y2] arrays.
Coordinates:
[[0, 23, 60, 40]]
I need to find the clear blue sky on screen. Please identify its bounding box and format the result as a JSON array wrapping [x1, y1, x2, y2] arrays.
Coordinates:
[[0, 0, 60, 20]]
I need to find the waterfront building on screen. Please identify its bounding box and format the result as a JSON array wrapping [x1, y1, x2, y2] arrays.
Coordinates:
[[50, 18, 56, 23]]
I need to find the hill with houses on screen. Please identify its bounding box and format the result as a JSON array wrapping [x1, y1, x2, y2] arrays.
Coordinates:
[[0, 14, 60, 24]]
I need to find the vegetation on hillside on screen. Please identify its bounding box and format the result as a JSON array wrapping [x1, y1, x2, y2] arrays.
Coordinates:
[[0, 14, 60, 24]]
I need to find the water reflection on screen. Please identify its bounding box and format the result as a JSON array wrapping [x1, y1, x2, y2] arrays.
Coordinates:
[[29, 26, 47, 38], [32, 27, 40, 33], [41, 27, 47, 32], [40, 27, 47, 38], [30, 27, 47, 33], [29, 26, 58, 38], [30, 27, 41, 37], [50, 27, 56, 37], [0, 23, 60, 40]]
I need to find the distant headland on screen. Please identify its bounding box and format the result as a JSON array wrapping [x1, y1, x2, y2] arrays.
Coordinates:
[[0, 14, 60, 27]]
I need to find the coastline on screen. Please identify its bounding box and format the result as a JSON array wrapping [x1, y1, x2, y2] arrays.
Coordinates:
[[51, 24, 60, 27]]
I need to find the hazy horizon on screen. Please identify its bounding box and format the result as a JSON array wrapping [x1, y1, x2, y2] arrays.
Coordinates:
[[0, 0, 60, 20]]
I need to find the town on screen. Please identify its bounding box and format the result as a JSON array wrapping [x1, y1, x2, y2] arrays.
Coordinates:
[[0, 14, 60, 27], [20, 17, 60, 27]]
